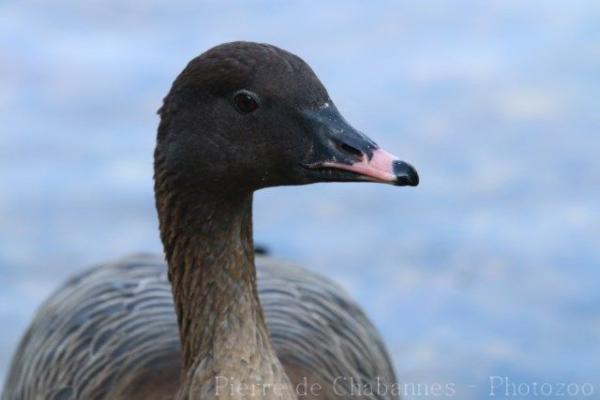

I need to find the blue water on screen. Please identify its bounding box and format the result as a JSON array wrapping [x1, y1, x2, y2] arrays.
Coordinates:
[[1, 1, 599, 398]]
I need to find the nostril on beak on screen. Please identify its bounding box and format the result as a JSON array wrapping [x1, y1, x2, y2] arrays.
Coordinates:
[[392, 160, 419, 186], [337, 142, 364, 160]]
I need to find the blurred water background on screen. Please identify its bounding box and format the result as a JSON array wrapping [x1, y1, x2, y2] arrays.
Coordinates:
[[1, 1, 599, 398]]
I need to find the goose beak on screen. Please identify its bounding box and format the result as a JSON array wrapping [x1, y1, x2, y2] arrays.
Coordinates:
[[301, 104, 419, 187], [320, 149, 419, 187]]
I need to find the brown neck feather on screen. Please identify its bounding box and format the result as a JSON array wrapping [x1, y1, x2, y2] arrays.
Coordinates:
[[154, 151, 295, 399]]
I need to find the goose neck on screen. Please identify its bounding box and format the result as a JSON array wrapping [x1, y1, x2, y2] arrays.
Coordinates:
[[155, 182, 294, 398]]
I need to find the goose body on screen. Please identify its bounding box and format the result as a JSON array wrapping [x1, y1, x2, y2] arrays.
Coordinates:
[[2, 42, 418, 399], [3, 254, 398, 399]]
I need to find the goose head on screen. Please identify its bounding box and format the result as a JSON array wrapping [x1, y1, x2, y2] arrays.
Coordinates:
[[156, 41, 419, 192]]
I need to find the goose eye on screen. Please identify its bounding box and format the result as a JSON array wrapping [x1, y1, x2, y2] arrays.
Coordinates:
[[233, 91, 259, 114]]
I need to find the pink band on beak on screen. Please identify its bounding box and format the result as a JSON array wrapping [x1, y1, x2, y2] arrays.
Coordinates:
[[322, 149, 400, 184]]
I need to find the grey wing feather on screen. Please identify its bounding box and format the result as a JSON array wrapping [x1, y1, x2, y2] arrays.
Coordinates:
[[258, 258, 399, 399], [2, 254, 399, 399]]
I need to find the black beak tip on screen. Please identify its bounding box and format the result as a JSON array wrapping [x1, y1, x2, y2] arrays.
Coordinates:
[[392, 160, 419, 187]]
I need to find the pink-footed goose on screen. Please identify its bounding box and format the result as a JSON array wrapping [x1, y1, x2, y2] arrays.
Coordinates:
[[2, 42, 419, 400]]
